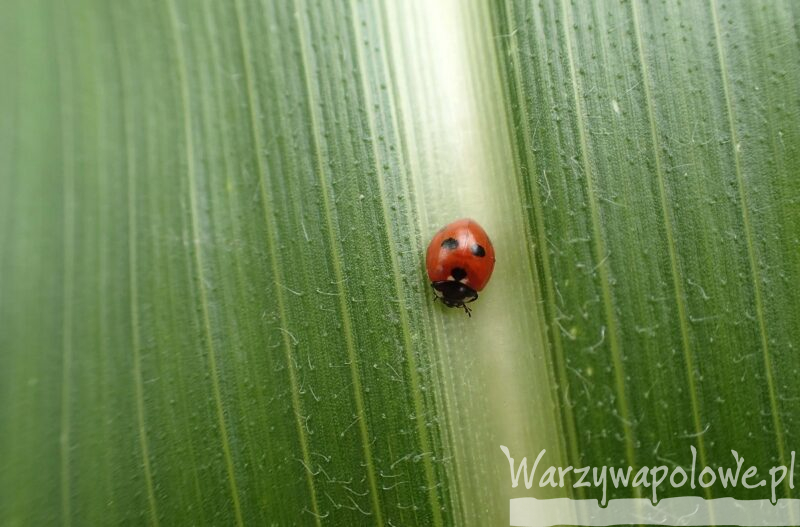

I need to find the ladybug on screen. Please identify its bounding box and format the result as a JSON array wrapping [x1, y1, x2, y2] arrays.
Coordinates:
[[426, 218, 496, 316]]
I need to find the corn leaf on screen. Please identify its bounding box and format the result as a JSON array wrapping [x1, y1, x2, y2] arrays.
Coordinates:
[[1, 0, 798, 525]]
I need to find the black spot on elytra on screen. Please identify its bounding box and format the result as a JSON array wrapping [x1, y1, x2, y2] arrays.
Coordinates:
[[451, 267, 467, 281], [471, 243, 486, 257], [441, 237, 458, 250]]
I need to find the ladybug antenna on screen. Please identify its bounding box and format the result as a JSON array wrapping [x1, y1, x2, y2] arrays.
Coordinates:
[[463, 304, 472, 317]]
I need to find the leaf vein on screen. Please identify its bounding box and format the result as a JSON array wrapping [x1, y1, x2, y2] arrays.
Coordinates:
[[709, 0, 790, 495], [233, 0, 323, 523], [166, 3, 244, 524], [629, 0, 712, 503], [348, 2, 443, 525], [559, 0, 639, 489], [293, 0, 384, 523]]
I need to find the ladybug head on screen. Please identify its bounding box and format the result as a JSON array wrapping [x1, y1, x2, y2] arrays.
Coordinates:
[[431, 280, 478, 316]]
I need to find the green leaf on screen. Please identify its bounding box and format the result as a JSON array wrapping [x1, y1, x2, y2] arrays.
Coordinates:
[[1, 0, 798, 525], [492, 0, 800, 510]]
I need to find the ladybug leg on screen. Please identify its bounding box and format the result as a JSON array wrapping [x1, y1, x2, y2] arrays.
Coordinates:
[[462, 292, 477, 316], [430, 283, 440, 303]]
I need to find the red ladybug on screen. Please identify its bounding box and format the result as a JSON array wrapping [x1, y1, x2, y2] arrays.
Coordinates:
[[426, 218, 496, 316]]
